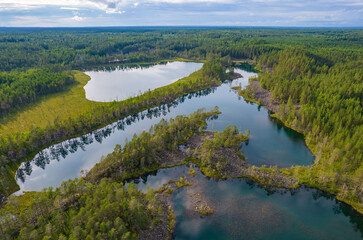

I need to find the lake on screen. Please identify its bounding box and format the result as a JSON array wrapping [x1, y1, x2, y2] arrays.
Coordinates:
[[14, 62, 362, 239], [84, 61, 203, 102], [133, 165, 363, 240], [16, 63, 314, 192]]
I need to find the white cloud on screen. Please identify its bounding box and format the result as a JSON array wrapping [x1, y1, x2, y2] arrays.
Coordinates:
[[0, 0, 128, 13], [106, 9, 126, 14], [72, 15, 85, 21], [0, 0, 362, 27], [0, 0, 234, 13], [60, 7, 79, 10], [150, 0, 233, 2]]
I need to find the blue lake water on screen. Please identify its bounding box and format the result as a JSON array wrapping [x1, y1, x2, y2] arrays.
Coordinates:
[[16, 64, 314, 193], [13, 63, 362, 239], [84, 61, 203, 102], [133, 165, 363, 240]]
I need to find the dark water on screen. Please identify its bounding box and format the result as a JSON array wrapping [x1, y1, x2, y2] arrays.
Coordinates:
[[133, 165, 363, 240], [84, 61, 203, 102], [14, 63, 362, 239], [15, 64, 314, 193]]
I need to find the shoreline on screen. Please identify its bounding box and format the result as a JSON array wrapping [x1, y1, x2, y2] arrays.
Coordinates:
[[0, 61, 238, 201], [235, 78, 363, 215]]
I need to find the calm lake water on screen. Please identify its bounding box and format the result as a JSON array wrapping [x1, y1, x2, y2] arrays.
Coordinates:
[[84, 61, 203, 102], [16, 64, 314, 193], [133, 165, 363, 240], [14, 63, 362, 239]]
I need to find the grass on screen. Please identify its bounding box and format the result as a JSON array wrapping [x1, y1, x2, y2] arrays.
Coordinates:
[[0, 58, 206, 138], [167, 206, 176, 234], [3, 191, 39, 214], [188, 168, 197, 177], [1, 60, 230, 199], [170, 176, 192, 189], [0, 71, 105, 137]]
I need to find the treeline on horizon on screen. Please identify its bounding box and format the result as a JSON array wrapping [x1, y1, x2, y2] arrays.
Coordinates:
[[0, 28, 361, 72], [0, 28, 360, 115], [0, 27, 361, 212]]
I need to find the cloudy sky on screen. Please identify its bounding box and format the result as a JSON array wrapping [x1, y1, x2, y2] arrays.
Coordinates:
[[0, 0, 362, 27]]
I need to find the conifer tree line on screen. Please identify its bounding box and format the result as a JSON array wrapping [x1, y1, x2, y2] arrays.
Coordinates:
[[0, 109, 221, 240], [0, 27, 361, 212]]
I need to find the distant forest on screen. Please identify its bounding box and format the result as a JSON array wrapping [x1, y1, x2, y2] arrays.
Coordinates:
[[0, 27, 362, 214], [0, 27, 361, 71]]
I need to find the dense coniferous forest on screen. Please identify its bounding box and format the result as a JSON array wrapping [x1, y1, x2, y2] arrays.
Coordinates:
[[0, 28, 360, 72], [1, 179, 163, 240], [0, 57, 230, 199], [0, 69, 74, 115], [248, 47, 362, 208], [86, 109, 221, 182], [0, 110, 221, 240], [0, 27, 362, 216]]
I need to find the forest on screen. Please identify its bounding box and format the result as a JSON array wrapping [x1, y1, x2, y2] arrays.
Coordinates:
[[0, 109, 223, 240], [0, 69, 74, 115], [86, 108, 221, 183], [0, 28, 361, 72], [1, 178, 164, 240], [243, 46, 363, 209], [0, 27, 362, 215], [0, 57, 230, 200]]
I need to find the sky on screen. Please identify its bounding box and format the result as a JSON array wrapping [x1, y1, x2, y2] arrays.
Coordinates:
[[0, 0, 362, 27]]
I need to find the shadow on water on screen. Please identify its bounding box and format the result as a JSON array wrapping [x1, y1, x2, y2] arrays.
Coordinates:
[[267, 113, 307, 144], [15, 87, 217, 183], [234, 62, 259, 73], [130, 166, 363, 240], [82, 61, 166, 72], [13, 63, 362, 239], [15, 64, 314, 192]]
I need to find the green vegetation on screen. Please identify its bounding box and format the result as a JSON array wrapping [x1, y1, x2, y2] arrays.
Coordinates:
[[172, 177, 192, 189], [199, 126, 248, 178], [236, 81, 258, 103], [0, 69, 75, 116], [167, 206, 176, 236], [155, 186, 174, 196], [0, 71, 101, 136], [241, 165, 298, 189], [195, 204, 214, 216], [243, 47, 363, 213], [1, 102, 360, 238], [257, 98, 262, 106], [0, 110, 211, 239], [1, 28, 361, 73], [0, 27, 361, 214], [0, 110, 223, 239], [188, 168, 197, 177], [0, 179, 164, 240], [0, 59, 228, 199], [86, 108, 221, 183]]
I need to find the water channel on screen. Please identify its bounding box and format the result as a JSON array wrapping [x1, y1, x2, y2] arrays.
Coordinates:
[[14, 62, 362, 239]]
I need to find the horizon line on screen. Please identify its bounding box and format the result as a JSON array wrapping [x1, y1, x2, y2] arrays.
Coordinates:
[[0, 26, 362, 29]]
